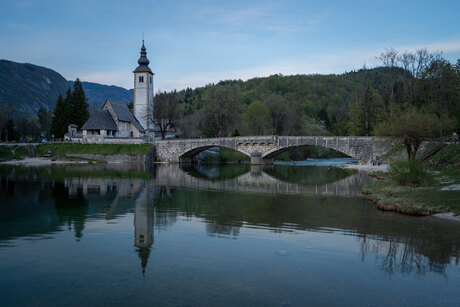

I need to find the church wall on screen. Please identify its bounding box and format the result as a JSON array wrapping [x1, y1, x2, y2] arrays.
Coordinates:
[[134, 72, 151, 131]]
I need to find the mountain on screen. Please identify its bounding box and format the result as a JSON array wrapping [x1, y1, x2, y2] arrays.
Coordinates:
[[68, 81, 133, 112], [0, 60, 133, 117], [0, 60, 69, 115]]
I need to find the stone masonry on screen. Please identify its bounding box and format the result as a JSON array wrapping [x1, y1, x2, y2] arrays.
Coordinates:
[[153, 136, 396, 165]]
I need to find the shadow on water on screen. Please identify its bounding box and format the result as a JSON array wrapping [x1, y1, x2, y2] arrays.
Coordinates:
[[0, 163, 459, 279]]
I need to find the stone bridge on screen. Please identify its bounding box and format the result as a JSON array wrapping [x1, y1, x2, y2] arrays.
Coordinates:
[[153, 136, 395, 164]]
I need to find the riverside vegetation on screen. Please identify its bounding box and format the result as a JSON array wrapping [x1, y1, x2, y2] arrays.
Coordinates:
[[363, 144, 460, 215]]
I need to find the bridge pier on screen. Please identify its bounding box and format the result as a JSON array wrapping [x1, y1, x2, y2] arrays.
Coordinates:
[[250, 155, 273, 165], [179, 156, 194, 163]]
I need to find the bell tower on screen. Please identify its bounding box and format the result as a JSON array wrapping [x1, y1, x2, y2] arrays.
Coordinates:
[[133, 40, 154, 131]]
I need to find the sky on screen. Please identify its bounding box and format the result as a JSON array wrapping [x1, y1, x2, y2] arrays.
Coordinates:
[[1, 0, 459, 91]]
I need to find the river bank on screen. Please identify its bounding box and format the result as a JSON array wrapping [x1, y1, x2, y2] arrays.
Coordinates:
[[1, 157, 90, 166], [360, 144, 460, 220]]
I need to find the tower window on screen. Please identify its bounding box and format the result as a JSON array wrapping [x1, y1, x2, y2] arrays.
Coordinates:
[[150, 76, 152, 83], [139, 76, 144, 83]]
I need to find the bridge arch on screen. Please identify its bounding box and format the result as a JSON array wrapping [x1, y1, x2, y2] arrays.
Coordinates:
[[178, 145, 251, 163], [262, 144, 353, 161], [153, 136, 391, 164]]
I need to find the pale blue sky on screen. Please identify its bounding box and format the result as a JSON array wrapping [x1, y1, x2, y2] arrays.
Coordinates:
[[1, 0, 459, 91]]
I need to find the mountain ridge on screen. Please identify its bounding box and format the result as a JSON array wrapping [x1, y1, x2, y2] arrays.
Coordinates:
[[0, 60, 133, 116]]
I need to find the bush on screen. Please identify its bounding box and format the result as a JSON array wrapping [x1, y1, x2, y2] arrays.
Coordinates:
[[388, 159, 433, 186]]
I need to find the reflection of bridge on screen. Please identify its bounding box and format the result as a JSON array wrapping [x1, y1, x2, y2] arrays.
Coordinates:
[[154, 136, 395, 164], [153, 164, 373, 197]]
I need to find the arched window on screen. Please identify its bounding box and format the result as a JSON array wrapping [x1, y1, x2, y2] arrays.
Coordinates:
[[139, 76, 144, 83]]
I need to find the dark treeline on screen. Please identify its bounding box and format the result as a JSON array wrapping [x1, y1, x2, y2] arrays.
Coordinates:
[[0, 78, 89, 141], [157, 48, 459, 139]]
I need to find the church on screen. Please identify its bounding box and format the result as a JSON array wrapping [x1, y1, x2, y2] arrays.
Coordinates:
[[65, 41, 155, 144]]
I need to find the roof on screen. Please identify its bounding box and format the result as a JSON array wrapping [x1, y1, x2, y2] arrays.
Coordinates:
[[81, 109, 118, 131], [133, 41, 154, 74], [104, 99, 145, 132]]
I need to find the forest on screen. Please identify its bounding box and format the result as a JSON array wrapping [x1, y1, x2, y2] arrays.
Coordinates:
[[155, 48, 459, 140], [1, 48, 459, 142]]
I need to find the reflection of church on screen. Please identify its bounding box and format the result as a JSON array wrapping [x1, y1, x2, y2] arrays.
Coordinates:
[[134, 187, 154, 275], [64, 176, 155, 274]]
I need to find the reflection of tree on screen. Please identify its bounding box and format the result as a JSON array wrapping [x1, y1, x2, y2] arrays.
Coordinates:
[[357, 234, 453, 278], [51, 182, 88, 240], [265, 165, 357, 185], [181, 163, 251, 180], [153, 186, 179, 231]]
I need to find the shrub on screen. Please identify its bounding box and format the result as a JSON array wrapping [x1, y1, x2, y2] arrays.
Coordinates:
[[388, 159, 433, 186]]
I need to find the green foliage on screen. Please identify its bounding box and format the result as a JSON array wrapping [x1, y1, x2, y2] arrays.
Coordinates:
[[203, 85, 242, 137], [0, 146, 28, 161], [36, 143, 153, 159], [388, 159, 433, 186], [375, 106, 453, 161], [70, 79, 90, 128], [208, 147, 250, 162], [50, 94, 68, 138], [275, 145, 348, 161], [50, 79, 90, 139], [241, 101, 272, 135], [37, 108, 52, 138], [168, 52, 459, 138]]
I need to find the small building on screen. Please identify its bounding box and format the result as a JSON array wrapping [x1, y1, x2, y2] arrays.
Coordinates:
[[65, 99, 146, 144], [81, 99, 145, 143]]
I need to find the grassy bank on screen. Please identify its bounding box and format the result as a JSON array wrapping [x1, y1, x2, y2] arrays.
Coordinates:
[[0, 146, 29, 161], [201, 147, 250, 163], [35, 143, 153, 159], [364, 144, 460, 215]]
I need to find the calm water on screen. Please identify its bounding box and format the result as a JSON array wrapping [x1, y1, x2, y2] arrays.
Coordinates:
[[0, 163, 459, 306]]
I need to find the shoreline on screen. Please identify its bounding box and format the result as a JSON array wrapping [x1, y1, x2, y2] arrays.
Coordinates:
[[0, 157, 89, 166]]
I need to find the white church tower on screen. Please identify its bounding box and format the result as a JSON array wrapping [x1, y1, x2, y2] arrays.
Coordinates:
[[133, 40, 154, 132]]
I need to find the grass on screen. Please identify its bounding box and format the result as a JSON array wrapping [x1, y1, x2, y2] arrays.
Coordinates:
[[201, 147, 250, 163], [36, 143, 153, 159], [364, 144, 460, 215], [0, 146, 29, 161]]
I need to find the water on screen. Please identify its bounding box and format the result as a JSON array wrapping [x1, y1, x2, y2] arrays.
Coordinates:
[[0, 163, 459, 306], [275, 157, 357, 166]]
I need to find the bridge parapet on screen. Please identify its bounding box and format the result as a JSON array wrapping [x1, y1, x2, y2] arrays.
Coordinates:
[[152, 136, 396, 164]]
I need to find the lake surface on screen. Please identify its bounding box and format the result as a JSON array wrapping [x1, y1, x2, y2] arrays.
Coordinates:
[[0, 163, 459, 306]]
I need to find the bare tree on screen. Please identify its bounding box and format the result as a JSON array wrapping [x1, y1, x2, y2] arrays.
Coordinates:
[[151, 91, 177, 140]]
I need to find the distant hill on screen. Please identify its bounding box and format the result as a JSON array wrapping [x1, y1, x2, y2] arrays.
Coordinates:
[[0, 59, 133, 116], [68, 81, 133, 112], [0, 60, 69, 115]]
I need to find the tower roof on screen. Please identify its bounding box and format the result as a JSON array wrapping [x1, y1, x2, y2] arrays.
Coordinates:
[[134, 40, 153, 74]]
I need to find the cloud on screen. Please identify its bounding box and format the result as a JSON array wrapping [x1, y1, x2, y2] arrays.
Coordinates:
[[74, 38, 460, 92], [159, 38, 460, 91]]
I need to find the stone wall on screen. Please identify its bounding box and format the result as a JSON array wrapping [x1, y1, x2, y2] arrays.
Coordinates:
[[67, 153, 149, 163], [153, 136, 396, 164]]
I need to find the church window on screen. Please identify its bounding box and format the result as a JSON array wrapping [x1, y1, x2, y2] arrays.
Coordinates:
[[150, 76, 152, 83], [139, 76, 144, 83]]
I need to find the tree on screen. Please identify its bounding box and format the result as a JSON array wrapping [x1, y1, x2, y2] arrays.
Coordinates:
[[37, 107, 52, 138], [50, 94, 69, 139], [152, 91, 178, 140], [348, 66, 385, 135], [241, 101, 272, 135], [263, 94, 297, 135], [16, 116, 41, 140], [69, 78, 89, 128], [302, 116, 328, 136], [375, 107, 454, 162], [204, 85, 242, 137]]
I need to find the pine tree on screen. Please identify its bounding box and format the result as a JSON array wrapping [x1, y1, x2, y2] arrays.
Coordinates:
[[70, 78, 89, 128], [50, 94, 68, 139]]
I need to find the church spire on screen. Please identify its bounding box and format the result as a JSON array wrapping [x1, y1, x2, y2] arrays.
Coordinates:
[[133, 40, 153, 73]]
